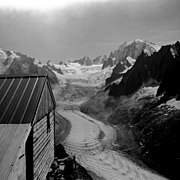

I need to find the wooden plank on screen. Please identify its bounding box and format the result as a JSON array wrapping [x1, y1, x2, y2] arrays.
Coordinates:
[[34, 144, 54, 180], [33, 118, 46, 132], [0, 124, 29, 180], [33, 113, 54, 180], [49, 111, 54, 118], [36, 148, 54, 180], [33, 123, 47, 144], [34, 139, 54, 173], [33, 131, 54, 161], [34, 134, 50, 159], [33, 118, 53, 141], [33, 132, 54, 166], [0, 125, 8, 138], [0, 125, 15, 163], [34, 129, 54, 154], [33, 117, 54, 145], [33, 115, 54, 141], [33, 113, 53, 132], [34, 139, 54, 176], [33, 117, 47, 132], [34, 116, 47, 129], [34, 127, 52, 152], [33, 129, 53, 160]]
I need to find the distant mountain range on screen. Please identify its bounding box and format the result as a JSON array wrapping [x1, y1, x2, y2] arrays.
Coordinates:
[[72, 55, 108, 66], [0, 49, 61, 84], [2, 39, 179, 103], [3, 39, 158, 86]]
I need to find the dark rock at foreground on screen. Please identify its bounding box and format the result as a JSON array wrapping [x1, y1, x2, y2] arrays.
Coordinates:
[[132, 103, 180, 180], [47, 144, 93, 180]]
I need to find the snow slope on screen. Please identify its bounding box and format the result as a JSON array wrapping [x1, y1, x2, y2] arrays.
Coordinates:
[[54, 62, 113, 87]]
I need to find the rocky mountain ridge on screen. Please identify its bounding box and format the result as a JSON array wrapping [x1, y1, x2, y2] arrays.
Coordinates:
[[0, 48, 59, 84], [104, 39, 161, 86], [0, 39, 166, 89], [109, 41, 180, 106], [72, 55, 108, 66], [1, 39, 161, 87]]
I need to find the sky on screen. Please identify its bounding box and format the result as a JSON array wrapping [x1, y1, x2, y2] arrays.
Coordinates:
[[0, 0, 180, 63]]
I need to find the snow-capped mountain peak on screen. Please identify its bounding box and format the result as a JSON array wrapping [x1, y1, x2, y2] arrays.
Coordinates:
[[0, 48, 59, 84]]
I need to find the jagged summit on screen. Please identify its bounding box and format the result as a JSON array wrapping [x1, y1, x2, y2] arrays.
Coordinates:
[[92, 55, 108, 65], [102, 39, 161, 70], [103, 39, 161, 86], [72, 55, 107, 66], [73, 56, 92, 66], [109, 41, 180, 106]]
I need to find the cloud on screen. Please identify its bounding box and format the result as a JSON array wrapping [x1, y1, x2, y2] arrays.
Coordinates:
[[0, 0, 180, 62]]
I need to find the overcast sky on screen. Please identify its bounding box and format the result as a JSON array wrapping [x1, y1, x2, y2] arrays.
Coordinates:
[[0, 0, 180, 63]]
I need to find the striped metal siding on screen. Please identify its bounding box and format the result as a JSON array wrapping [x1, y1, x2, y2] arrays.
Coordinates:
[[0, 76, 46, 124]]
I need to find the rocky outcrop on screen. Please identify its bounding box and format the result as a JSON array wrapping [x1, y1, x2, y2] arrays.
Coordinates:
[[73, 55, 108, 66], [92, 55, 108, 65], [109, 41, 180, 105], [132, 102, 180, 180], [102, 54, 115, 70], [73, 56, 92, 66]]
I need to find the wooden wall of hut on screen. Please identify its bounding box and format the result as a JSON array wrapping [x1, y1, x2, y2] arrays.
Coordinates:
[[33, 83, 55, 180]]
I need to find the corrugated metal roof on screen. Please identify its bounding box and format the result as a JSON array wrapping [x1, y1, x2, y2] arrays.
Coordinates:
[[0, 75, 56, 180], [0, 75, 55, 124]]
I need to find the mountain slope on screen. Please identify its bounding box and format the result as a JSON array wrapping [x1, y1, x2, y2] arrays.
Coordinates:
[[109, 41, 180, 105], [80, 40, 180, 180], [104, 39, 161, 86], [102, 39, 160, 69], [0, 48, 60, 85], [73, 56, 93, 66]]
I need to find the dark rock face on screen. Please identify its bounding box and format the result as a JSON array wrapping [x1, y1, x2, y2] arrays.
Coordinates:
[[1, 51, 59, 85], [73, 56, 92, 66], [103, 40, 159, 86], [132, 103, 180, 180], [105, 73, 123, 89], [106, 41, 180, 179], [102, 56, 114, 70], [109, 41, 180, 105]]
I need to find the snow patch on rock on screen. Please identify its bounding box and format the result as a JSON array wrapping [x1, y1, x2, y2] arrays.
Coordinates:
[[166, 98, 180, 109], [33, 58, 44, 67], [126, 56, 136, 66]]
